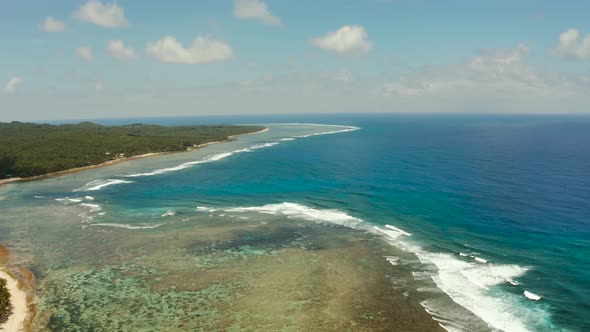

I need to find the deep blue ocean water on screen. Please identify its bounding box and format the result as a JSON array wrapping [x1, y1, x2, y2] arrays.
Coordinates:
[[3, 114, 590, 331]]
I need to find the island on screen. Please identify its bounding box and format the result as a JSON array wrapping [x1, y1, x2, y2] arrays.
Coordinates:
[[0, 121, 266, 181]]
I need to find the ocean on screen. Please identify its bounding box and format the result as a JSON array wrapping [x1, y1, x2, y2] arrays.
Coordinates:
[[0, 114, 588, 331]]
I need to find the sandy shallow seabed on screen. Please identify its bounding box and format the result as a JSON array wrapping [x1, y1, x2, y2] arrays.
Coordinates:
[[0, 203, 447, 331]]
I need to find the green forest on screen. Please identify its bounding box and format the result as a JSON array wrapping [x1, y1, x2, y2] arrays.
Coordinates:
[[0, 278, 11, 324], [0, 122, 264, 179]]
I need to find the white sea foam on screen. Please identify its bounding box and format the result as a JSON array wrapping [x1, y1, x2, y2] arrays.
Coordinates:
[[162, 210, 176, 217], [33, 195, 46, 199], [74, 179, 134, 192], [122, 124, 356, 178], [384, 224, 412, 236], [125, 142, 284, 178], [279, 137, 295, 141], [412, 271, 436, 280], [223, 202, 363, 229], [191, 199, 551, 331], [372, 226, 411, 242], [295, 126, 360, 138], [524, 290, 542, 301], [419, 299, 480, 332], [234, 142, 279, 152], [55, 197, 83, 204], [80, 203, 102, 212], [384, 256, 400, 265], [474, 257, 488, 264], [507, 278, 520, 286], [364, 223, 548, 331], [415, 251, 538, 332], [84, 196, 94, 200], [91, 223, 165, 230], [126, 151, 237, 177], [266, 123, 359, 139]]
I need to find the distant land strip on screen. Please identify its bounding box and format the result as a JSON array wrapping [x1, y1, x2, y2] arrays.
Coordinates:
[[0, 122, 266, 183]]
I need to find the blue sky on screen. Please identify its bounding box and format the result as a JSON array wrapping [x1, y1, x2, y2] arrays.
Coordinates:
[[1, 0, 589, 121]]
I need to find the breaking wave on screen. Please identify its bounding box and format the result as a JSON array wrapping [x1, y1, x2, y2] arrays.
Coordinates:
[[73, 179, 134, 192], [90, 223, 166, 230], [124, 124, 358, 179], [195, 201, 554, 332]]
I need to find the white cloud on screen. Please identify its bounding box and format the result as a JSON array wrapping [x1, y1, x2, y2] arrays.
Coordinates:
[[234, 0, 282, 26], [75, 47, 93, 61], [3, 77, 22, 95], [73, 0, 128, 28], [382, 82, 423, 97], [3, 76, 23, 95], [312, 25, 373, 57], [471, 43, 529, 66], [331, 70, 354, 83], [146, 36, 233, 64], [382, 44, 585, 99], [107, 40, 137, 61], [41, 17, 67, 32], [553, 28, 590, 60]]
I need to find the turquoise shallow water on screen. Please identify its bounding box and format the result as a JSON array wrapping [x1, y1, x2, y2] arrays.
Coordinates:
[[1, 115, 589, 331]]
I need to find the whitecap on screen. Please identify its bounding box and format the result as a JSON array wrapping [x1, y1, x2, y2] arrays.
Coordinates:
[[222, 202, 363, 229], [384, 256, 400, 265], [80, 203, 102, 212], [55, 197, 82, 204], [125, 142, 282, 178], [73, 179, 133, 192], [162, 210, 176, 217], [474, 257, 488, 263], [292, 125, 360, 138], [84, 196, 95, 200], [507, 278, 520, 286], [524, 290, 541, 301], [384, 224, 412, 236], [372, 226, 410, 241], [415, 251, 537, 332], [91, 223, 165, 230], [196, 198, 552, 331], [124, 124, 356, 179], [125, 151, 236, 177]]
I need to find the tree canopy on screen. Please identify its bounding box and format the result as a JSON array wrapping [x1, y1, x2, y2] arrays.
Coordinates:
[[0, 122, 264, 179]]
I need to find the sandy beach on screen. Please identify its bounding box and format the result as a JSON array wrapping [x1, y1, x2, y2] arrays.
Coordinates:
[[0, 271, 29, 332]]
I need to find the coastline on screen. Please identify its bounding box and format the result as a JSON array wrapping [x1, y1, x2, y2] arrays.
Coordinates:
[[0, 271, 29, 332], [0, 127, 268, 188], [0, 245, 34, 332]]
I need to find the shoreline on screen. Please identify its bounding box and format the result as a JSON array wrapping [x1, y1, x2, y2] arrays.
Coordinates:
[[0, 127, 268, 188], [0, 244, 35, 332], [0, 271, 29, 332]]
